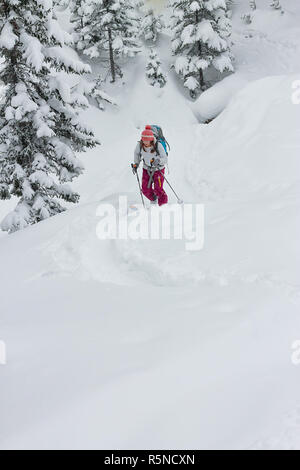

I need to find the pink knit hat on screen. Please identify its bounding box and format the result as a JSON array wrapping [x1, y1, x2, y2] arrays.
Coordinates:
[[141, 128, 154, 142]]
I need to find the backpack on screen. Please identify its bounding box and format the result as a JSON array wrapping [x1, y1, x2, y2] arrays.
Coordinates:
[[139, 125, 170, 156]]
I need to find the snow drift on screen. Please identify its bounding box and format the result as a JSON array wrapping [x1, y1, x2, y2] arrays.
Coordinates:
[[1, 71, 300, 449]]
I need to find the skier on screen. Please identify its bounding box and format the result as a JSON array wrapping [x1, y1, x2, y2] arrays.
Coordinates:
[[132, 127, 168, 206]]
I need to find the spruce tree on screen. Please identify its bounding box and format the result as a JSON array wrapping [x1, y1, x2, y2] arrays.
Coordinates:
[[0, 0, 98, 233], [170, 0, 234, 97], [130, 0, 144, 7], [140, 6, 163, 43], [70, 1, 115, 107], [146, 49, 167, 88], [73, 0, 141, 83], [241, 12, 253, 24], [53, 0, 70, 7], [241, 1, 256, 24], [70, 0, 86, 43]]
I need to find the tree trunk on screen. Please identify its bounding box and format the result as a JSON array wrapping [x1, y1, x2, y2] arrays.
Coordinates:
[[197, 39, 205, 89], [195, 11, 205, 90], [108, 28, 116, 83], [199, 67, 204, 90]]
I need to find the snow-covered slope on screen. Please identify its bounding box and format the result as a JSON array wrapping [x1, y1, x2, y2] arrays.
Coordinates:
[[193, 0, 300, 120], [1, 0, 300, 450]]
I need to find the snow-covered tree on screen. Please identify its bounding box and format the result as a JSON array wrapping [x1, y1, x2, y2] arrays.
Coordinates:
[[146, 48, 167, 88], [70, 1, 116, 108], [131, 0, 144, 7], [225, 0, 234, 18], [54, 0, 70, 8], [0, 0, 98, 233], [140, 7, 163, 43], [170, 0, 234, 98], [70, 0, 86, 39], [76, 76, 117, 110], [241, 0, 256, 24], [270, 1, 284, 14], [241, 12, 253, 24], [74, 0, 141, 83]]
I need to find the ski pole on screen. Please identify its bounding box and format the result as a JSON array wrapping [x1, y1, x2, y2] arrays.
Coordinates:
[[131, 164, 145, 208], [158, 170, 183, 204]]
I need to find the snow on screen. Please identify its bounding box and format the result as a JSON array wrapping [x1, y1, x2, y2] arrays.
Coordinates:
[[0, 0, 300, 450], [29, 171, 54, 188], [37, 0, 53, 11], [48, 77, 71, 103], [175, 55, 189, 74], [10, 84, 39, 118], [0, 23, 18, 50], [195, 20, 227, 51], [21, 32, 44, 73], [191, 73, 249, 121], [45, 46, 91, 74], [212, 53, 234, 72], [47, 18, 73, 46]]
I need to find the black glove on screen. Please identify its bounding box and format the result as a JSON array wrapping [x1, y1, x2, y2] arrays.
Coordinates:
[[151, 158, 160, 168]]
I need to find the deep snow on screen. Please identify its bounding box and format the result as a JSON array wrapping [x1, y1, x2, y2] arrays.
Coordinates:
[[0, 0, 300, 450]]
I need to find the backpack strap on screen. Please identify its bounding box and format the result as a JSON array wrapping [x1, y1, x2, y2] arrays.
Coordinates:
[[155, 141, 160, 156]]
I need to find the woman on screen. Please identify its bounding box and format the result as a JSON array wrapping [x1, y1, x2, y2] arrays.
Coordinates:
[[132, 127, 168, 206]]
